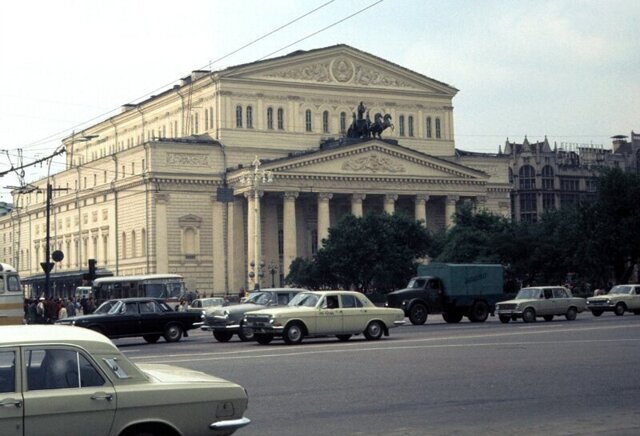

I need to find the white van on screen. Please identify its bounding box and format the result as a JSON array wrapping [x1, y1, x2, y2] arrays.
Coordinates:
[[75, 286, 92, 299]]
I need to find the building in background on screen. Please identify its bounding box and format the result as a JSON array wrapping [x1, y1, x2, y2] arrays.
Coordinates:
[[0, 44, 511, 296]]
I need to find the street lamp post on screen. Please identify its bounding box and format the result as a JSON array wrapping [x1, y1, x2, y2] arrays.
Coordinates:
[[241, 156, 273, 290], [268, 261, 278, 288]]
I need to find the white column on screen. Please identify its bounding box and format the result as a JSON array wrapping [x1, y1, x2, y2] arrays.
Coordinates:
[[384, 194, 398, 214], [317, 193, 333, 248], [351, 193, 366, 217], [245, 193, 256, 288], [476, 196, 487, 212], [415, 194, 429, 227], [227, 197, 246, 295], [283, 192, 298, 277], [155, 193, 169, 273], [445, 195, 459, 229], [211, 194, 226, 295]]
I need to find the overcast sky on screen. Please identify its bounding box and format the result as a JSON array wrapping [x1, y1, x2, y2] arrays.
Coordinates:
[[1, 0, 638, 202]]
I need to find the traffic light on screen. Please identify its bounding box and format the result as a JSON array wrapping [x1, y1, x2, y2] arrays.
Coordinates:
[[83, 259, 97, 282]]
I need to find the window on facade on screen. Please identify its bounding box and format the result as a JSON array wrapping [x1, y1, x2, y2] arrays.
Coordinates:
[[184, 228, 196, 257], [586, 178, 598, 192], [194, 112, 199, 134], [340, 112, 347, 133], [322, 111, 329, 133], [267, 107, 274, 130], [278, 229, 284, 257], [560, 178, 579, 191], [246, 106, 253, 128], [305, 109, 312, 132], [209, 106, 214, 130], [277, 108, 284, 130], [311, 229, 318, 254], [519, 165, 536, 189], [174, 121, 178, 137], [141, 229, 146, 256], [398, 115, 405, 136], [131, 231, 137, 258], [408, 116, 414, 137], [204, 109, 209, 130], [435, 118, 442, 139], [235, 105, 243, 128], [520, 193, 537, 223], [131, 162, 135, 175], [542, 193, 556, 211], [122, 232, 127, 259], [541, 165, 554, 190]]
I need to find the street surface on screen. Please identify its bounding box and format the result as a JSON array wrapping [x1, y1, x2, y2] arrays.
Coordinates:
[[115, 313, 640, 436]]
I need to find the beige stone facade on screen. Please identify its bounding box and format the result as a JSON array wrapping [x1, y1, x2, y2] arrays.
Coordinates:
[[1, 45, 510, 296]]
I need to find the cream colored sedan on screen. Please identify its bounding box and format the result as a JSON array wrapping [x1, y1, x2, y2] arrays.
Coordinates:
[[243, 290, 406, 345], [0, 325, 250, 436]]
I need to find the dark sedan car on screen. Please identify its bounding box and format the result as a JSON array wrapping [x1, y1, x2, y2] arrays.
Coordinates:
[[56, 298, 203, 343]]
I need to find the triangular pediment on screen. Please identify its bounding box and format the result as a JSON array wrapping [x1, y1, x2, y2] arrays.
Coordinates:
[[263, 140, 487, 181], [219, 45, 457, 96]]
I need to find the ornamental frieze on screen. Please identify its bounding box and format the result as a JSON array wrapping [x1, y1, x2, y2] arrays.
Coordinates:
[[353, 65, 414, 88], [265, 62, 332, 83], [341, 154, 406, 173], [166, 153, 209, 167]]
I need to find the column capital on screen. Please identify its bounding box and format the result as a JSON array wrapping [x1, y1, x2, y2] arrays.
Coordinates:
[[283, 191, 299, 201], [318, 192, 333, 202], [415, 194, 430, 204], [446, 195, 459, 205], [351, 193, 366, 202], [156, 193, 170, 204], [384, 193, 399, 202]]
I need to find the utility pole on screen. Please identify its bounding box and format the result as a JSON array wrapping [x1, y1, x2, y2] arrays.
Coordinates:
[[41, 182, 68, 297]]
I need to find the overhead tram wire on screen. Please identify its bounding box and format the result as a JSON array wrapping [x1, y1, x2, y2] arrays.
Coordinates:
[[7, 0, 338, 154]]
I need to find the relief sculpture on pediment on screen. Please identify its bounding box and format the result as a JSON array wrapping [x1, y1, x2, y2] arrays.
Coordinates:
[[342, 154, 406, 173], [265, 62, 332, 83], [353, 65, 413, 88]]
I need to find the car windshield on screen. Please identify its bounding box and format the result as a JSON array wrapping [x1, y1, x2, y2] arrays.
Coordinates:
[[245, 292, 272, 305], [407, 278, 426, 289], [289, 292, 320, 307], [94, 300, 118, 314], [515, 288, 541, 299], [608, 286, 632, 295]]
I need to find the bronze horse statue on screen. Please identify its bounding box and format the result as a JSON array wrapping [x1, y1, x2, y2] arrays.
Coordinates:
[[347, 112, 393, 139]]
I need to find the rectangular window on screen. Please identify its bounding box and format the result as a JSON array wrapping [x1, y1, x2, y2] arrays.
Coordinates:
[[277, 108, 284, 130]]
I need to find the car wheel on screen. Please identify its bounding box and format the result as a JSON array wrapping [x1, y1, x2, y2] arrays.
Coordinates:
[[442, 310, 463, 323], [591, 310, 603, 317], [469, 301, 489, 323], [255, 333, 273, 345], [283, 322, 305, 345], [213, 331, 233, 342], [163, 324, 183, 343], [238, 322, 254, 342], [364, 321, 384, 340], [543, 315, 554, 322], [614, 303, 626, 316], [522, 308, 536, 323], [408, 303, 428, 325], [143, 334, 161, 344], [336, 334, 352, 342], [565, 307, 577, 321]]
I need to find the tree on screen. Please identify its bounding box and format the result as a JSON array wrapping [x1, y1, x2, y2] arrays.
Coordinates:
[[285, 213, 432, 293]]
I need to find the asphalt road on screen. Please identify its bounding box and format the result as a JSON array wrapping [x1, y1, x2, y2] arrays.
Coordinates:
[[115, 313, 640, 436]]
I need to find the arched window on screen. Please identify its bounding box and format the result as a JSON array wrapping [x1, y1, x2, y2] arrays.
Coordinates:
[[131, 230, 137, 258], [277, 108, 284, 130], [121, 232, 127, 259], [435, 118, 441, 139], [246, 106, 253, 128], [426, 117, 432, 138], [508, 167, 514, 184], [305, 109, 312, 132], [340, 112, 347, 133], [204, 109, 209, 130], [235, 105, 243, 128], [209, 106, 214, 129], [398, 115, 405, 136], [408, 116, 414, 137], [267, 107, 274, 130], [541, 165, 554, 190], [322, 111, 329, 133], [141, 229, 146, 257], [519, 165, 536, 189]]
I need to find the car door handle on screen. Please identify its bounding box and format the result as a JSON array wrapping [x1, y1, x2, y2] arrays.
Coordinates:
[[91, 392, 113, 401], [0, 399, 22, 408]]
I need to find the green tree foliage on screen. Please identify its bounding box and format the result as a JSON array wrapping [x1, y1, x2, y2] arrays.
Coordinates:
[[285, 213, 432, 293]]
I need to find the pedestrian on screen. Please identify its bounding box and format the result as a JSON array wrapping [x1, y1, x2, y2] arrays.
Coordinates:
[[66, 297, 77, 317], [36, 297, 45, 324], [58, 301, 68, 320]]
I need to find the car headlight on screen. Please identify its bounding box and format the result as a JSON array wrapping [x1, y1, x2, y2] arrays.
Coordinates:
[[606, 299, 611, 304]]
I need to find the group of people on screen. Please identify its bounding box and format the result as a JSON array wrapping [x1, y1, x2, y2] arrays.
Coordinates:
[[23, 295, 97, 324]]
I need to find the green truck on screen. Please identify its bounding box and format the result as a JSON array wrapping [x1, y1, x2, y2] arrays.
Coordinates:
[[385, 263, 504, 325]]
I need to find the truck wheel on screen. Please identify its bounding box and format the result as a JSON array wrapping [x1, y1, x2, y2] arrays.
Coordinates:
[[591, 310, 603, 317], [163, 324, 183, 342], [522, 308, 536, 323], [614, 303, 626, 316], [469, 301, 489, 323], [364, 321, 384, 340], [255, 333, 273, 345], [283, 322, 305, 345], [408, 304, 428, 325], [213, 331, 233, 342], [442, 310, 463, 323], [499, 315, 511, 324], [565, 307, 577, 321]]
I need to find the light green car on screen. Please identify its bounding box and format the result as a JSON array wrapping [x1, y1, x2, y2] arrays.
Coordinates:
[[243, 290, 406, 345], [586, 284, 640, 316], [0, 325, 250, 436], [495, 286, 586, 323]]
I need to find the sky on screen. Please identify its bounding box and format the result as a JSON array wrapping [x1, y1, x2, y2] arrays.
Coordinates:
[[1, 0, 639, 203]]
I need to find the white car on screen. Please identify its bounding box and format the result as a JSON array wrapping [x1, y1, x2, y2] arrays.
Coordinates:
[[495, 286, 586, 323], [0, 325, 250, 436], [586, 284, 640, 316]]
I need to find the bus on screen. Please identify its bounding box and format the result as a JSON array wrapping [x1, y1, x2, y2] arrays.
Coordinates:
[[0, 263, 24, 325], [91, 274, 187, 304]]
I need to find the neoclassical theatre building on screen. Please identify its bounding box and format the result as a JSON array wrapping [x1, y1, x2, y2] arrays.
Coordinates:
[[2, 45, 510, 295]]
